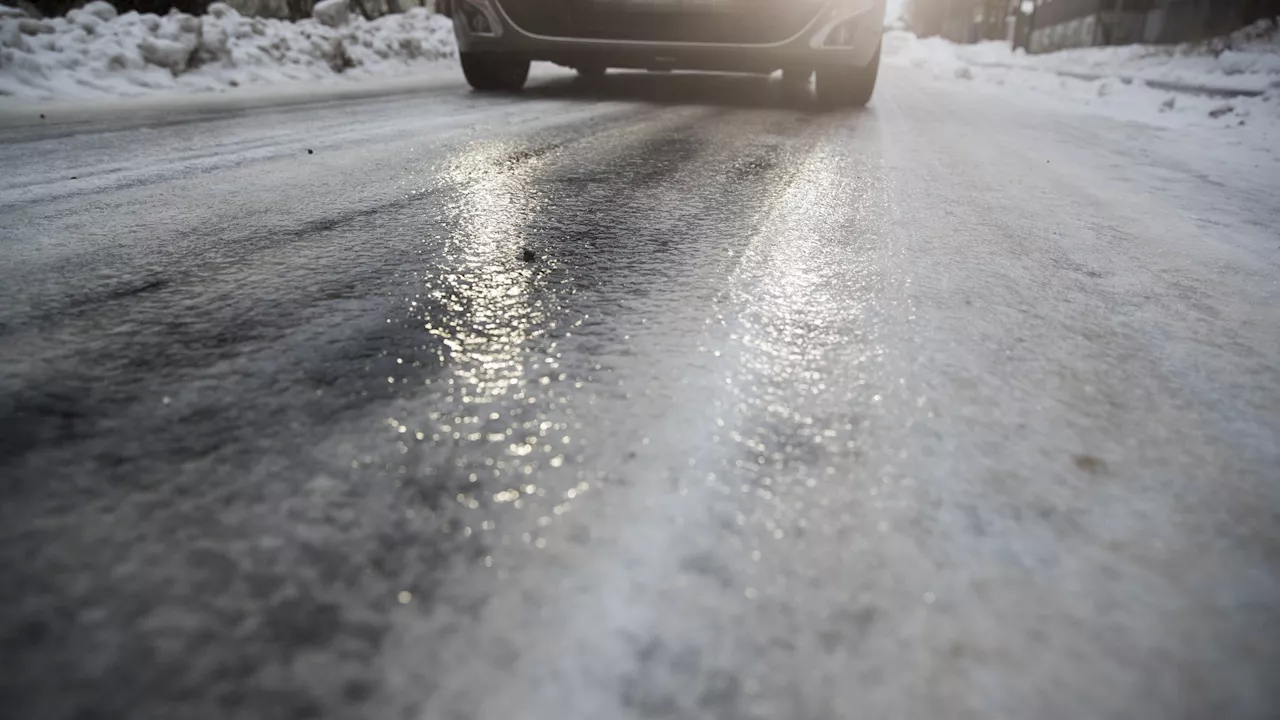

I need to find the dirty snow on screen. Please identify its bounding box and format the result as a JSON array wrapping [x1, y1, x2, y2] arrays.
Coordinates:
[[0, 1, 457, 101], [883, 21, 1280, 143]]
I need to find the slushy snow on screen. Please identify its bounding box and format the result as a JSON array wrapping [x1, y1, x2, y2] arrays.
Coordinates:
[[0, 1, 456, 100]]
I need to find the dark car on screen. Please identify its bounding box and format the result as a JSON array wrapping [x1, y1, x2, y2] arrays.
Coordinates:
[[443, 0, 886, 106]]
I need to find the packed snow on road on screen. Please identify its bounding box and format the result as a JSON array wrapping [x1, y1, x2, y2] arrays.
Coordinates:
[[3, 4, 1279, 720]]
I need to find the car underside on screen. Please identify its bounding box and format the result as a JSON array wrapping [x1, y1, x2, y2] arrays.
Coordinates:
[[442, 0, 887, 106]]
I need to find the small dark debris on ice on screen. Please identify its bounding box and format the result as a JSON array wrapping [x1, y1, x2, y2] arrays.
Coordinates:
[[1208, 104, 1234, 119]]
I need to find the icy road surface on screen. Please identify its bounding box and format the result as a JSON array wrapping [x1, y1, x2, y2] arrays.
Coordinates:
[[1, 68, 1278, 720]]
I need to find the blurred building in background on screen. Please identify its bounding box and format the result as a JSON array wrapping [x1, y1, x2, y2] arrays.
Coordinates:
[[903, 0, 1280, 51], [1027, 0, 1280, 51]]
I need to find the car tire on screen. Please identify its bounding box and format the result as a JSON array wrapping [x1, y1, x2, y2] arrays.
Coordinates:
[[815, 43, 880, 108], [460, 52, 531, 92]]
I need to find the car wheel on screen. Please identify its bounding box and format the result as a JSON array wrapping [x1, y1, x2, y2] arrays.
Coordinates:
[[576, 65, 607, 78], [460, 52, 531, 92], [815, 43, 880, 108]]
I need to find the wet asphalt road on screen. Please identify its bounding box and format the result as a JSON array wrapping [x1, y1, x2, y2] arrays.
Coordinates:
[[1, 68, 1279, 720]]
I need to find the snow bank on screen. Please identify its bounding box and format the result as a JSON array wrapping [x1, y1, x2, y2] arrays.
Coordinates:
[[883, 21, 1280, 131], [894, 18, 1280, 95], [0, 2, 457, 100], [883, 30, 968, 74]]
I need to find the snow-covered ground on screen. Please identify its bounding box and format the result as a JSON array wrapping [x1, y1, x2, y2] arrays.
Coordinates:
[[884, 19, 1280, 93], [0, 1, 456, 101], [4, 45, 1279, 720], [883, 20, 1280, 140]]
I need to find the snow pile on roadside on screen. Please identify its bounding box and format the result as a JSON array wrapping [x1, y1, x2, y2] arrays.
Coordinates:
[[882, 30, 970, 75], [886, 19, 1280, 93], [993, 19, 1276, 95], [0, 1, 457, 100], [883, 23, 1280, 131]]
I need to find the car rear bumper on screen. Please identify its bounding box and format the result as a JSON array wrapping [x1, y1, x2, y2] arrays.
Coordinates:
[[452, 0, 885, 71]]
